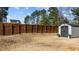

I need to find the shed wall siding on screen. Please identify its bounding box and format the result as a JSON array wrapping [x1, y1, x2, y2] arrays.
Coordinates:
[[72, 27, 79, 37]]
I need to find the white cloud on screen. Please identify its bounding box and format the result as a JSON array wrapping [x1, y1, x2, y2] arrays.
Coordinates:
[[14, 7, 20, 10], [7, 15, 11, 22], [69, 10, 72, 14], [25, 7, 29, 10], [36, 7, 49, 10], [7, 15, 11, 19], [62, 10, 66, 14], [44, 7, 49, 10], [27, 13, 31, 16]]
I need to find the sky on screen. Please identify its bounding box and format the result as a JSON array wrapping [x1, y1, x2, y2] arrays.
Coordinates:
[[59, 7, 75, 22], [7, 7, 49, 23], [7, 7, 75, 24]]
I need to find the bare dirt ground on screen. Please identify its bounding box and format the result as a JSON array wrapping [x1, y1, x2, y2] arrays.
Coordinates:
[[0, 33, 79, 51]]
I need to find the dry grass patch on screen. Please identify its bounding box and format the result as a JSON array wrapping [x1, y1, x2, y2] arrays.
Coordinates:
[[0, 33, 79, 51], [0, 33, 32, 50]]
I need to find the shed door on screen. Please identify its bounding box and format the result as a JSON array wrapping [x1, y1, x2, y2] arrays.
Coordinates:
[[61, 26, 68, 37]]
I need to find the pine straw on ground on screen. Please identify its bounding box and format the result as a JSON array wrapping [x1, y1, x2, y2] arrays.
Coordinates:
[[0, 33, 79, 51]]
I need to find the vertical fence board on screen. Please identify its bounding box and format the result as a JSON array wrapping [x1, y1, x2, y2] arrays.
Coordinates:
[[37, 25, 42, 33], [0, 23, 3, 35], [26, 25, 32, 33], [42, 26, 46, 33], [3, 23, 12, 35], [46, 26, 49, 33], [55, 26, 58, 33], [20, 24, 26, 33], [32, 25, 37, 33], [12, 23, 20, 34]]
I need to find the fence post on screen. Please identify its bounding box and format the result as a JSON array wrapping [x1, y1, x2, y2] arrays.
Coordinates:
[[45, 26, 46, 33], [31, 25, 33, 33], [26, 24, 27, 33], [3, 24, 5, 35], [12, 24, 14, 35], [19, 24, 21, 34]]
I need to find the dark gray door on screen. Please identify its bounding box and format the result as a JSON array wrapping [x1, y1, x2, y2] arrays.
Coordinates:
[[61, 26, 68, 37]]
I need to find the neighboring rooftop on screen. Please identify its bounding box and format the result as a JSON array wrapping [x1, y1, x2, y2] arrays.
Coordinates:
[[10, 19, 21, 24]]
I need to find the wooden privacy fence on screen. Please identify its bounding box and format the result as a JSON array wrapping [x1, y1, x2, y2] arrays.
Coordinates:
[[0, 23, 58, 35]]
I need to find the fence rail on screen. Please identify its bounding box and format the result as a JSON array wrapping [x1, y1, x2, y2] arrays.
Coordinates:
[[0, 23, 58, 35]]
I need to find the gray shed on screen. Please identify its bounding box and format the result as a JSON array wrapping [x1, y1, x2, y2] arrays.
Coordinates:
[[58, 24, 79, 38]]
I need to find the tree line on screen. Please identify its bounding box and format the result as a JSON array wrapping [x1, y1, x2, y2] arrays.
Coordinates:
[[0, 7, 9, 22], [24, 7, 69, 26], [1, 7, 79, 26]]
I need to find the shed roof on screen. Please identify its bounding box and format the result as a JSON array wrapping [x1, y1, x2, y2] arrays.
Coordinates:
[[10, 19, 21, 24], [59, 23, 79, 27], [69, 24, 79, 27]]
